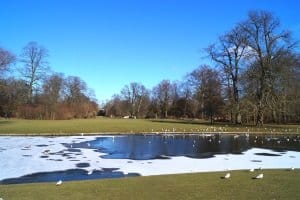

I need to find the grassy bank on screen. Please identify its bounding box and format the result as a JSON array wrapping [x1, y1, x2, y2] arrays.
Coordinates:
[[0, 170, 299, 200], [0, 118, 299, 135]]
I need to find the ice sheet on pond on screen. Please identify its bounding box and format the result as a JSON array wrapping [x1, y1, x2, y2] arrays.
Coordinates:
[[0, 135, 300, 183]]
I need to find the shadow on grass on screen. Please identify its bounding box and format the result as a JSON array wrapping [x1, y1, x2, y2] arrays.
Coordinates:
[[0, 120, 14, 126], [150, 119, 205, 125]]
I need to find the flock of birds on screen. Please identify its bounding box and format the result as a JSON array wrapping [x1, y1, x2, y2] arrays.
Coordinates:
[[55, 167, 296, 186], [147, 126, 299, 134], [222, 167, 295, 180], [223, 172, 263, 180], [223, 168, 264, 180]]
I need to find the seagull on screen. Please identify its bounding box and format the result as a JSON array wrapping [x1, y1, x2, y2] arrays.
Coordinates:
[[224, 173, 231, 179], [42, 149, 50, 155], [87, 169, 94, 175], [255, 173, 263, 179], [249, 168, 254, 172], [56, 180, 62, 186], [289, 167, 295, 171]]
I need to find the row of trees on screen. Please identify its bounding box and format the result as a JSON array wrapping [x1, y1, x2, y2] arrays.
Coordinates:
[[104, 11, 300, 125], [0, 42, 98, 119], [104, 67, 227, 123], [1, 10, 299, 125]]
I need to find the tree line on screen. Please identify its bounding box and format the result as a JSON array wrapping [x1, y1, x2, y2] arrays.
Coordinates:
[[1, 10, 299, 125], [0, 42, 98, 119], [104, 11, 300, 126]]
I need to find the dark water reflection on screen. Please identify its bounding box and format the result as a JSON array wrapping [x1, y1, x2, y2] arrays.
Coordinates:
[[67, 134, 300, 160]]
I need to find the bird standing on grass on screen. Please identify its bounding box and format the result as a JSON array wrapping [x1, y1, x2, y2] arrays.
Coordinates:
[[255, 173, 263, 179], [56, 180, 62, 186], [224, 173, 231, 179]]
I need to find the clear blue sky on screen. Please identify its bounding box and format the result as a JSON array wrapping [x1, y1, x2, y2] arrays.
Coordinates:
[[1, 0, 299, 102]]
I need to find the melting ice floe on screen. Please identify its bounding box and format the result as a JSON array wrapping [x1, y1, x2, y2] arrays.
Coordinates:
[[0, 135, 299, 182]]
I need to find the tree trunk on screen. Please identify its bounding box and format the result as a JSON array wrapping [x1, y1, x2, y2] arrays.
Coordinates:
[[233, 79, 241, 124], [256, 100, 264, 127]]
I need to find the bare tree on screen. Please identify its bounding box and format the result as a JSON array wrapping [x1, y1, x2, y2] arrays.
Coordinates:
[[206, 26, 248, 124], [269, 53, 298, 123], [153, 80, 173, 118], [239, 10, 297, 126], [0, 47, 15, 77], [19, 42, 50, 103], [189, 65, 224, 123], [177, 80, 194, 118], [0, 78, 27, 117], [0, 48, 16, 117], [189, 65, 207, 119], [65, 76, 87, 104], [121, 82, 149, 118], [104, 95, 128, 117], [41, 73, 64, 119], [64, 76, 98, 118]]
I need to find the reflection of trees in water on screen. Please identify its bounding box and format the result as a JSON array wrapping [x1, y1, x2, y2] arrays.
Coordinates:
[[72, 134, 300, 160]]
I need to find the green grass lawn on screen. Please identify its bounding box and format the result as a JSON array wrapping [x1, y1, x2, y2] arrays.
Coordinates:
[[0, 118, 299, 135], [0, 170, 299, 200], [1, 119, 299, 199]]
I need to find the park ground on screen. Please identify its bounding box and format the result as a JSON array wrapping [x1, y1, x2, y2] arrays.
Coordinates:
[[0, 118, 299, 135], [1, 118, 300, 199], [0, 170, 300, 200]]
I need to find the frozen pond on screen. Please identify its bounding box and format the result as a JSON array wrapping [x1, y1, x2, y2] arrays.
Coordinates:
[[0, 134, 300, 184]]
